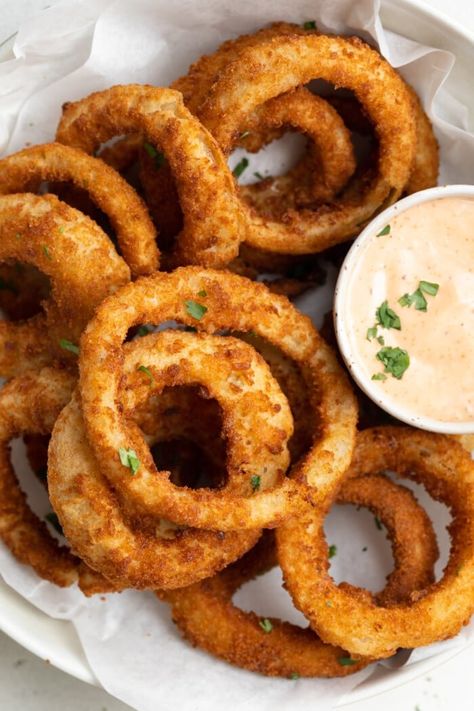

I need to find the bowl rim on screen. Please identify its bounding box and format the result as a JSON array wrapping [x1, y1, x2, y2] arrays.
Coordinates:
[[334, 184, 474, 435], [1, 0, 474, 707]]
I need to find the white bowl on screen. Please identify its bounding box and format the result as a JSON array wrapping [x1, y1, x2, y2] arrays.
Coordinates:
[[0, 1, 474, 708], [334, 184, 474, 435]]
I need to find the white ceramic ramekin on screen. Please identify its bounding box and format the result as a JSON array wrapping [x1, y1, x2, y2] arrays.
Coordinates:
[[334, 184, 474, 434]]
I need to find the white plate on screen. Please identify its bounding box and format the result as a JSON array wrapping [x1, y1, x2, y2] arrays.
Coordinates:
[[0, 0, 473, 706]]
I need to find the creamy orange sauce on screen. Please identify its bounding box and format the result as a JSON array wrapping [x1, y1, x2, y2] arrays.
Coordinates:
[[344, 197, 474, 423]]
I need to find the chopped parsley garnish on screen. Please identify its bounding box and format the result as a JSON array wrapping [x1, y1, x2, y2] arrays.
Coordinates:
[[376, 224, 391, 237], [185, 299, 207, 320], [118, 447, 140, 475], [398, 280, 439, 312], [137, 324, 152, 337], [371, 372, 387, 382], [58, 226, 65, 233], [374, 516, 383, 531], [303, 20, 317, 29], [328, 544, 337, 559], [376, 346, 410, 380], [376, 300, 401, 330], [377, 335, 385, 345], [143, 141, 166, 169], [232, 157, 249, 178], [259, 618, 273, 633], [137, 364, 154, 385], [419, 280, 439, 296], [253, 171, 265, 180], [288, 672, 300, 680], [45, 512, 63, 535], [42, 245, 52, 260], [59, 339, 79, 356], [338, 657, 357, 666], [250, 475, 261, 492], [197, 289, 207, 298], [366, 326, 378, 341]]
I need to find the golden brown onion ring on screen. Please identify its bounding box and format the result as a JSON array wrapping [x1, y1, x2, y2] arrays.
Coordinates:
[[198, 33, 416, 255], [79, 268, 358, 519], [277, 427, 474, 658], [116, 329, 298, 530], [0, 193, 130, 377], [141, 86, 356, 242], [0, 143, 157, 277], [56, 85, 246, 267], [48, 392, 260, 589], [163, 474, 437, 677], [328, 87, 438, 194], [0, 367, 115, 594], [140, 22, 355, 251]]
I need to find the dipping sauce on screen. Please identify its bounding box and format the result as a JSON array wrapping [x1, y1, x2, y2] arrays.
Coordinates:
[[338, 196, 474, 424]]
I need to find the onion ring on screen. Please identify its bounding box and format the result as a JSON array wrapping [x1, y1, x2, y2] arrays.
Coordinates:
[[198, 33, 416, 255], [48, 390, 260, 589], [0, 193, 130, 377], [0, 367, 115, 594], [328, 87, 438, 194], [78, 267, 358, 525], [56, 85, 246, 267], [140, 85, 356, 243], [115, 329, 299, 530], [0, 143, 157, 276], [237, 87, 356, 206], [140, 23, 356, 252], [163, 474, 437, 676], [277, 427, 474, 658]]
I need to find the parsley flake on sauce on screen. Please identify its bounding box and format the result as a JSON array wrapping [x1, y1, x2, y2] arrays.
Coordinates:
[[398, 281, 439, 312], [376, 224, 391, 237], [376, 346, 410, 380], [376, 300, 401, 330]]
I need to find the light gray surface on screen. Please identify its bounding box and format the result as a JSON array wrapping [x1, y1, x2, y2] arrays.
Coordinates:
[[0, 0, 473, 709]]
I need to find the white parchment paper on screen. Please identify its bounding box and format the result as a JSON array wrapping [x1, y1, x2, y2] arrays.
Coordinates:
[[0, 0, 474, 709]]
